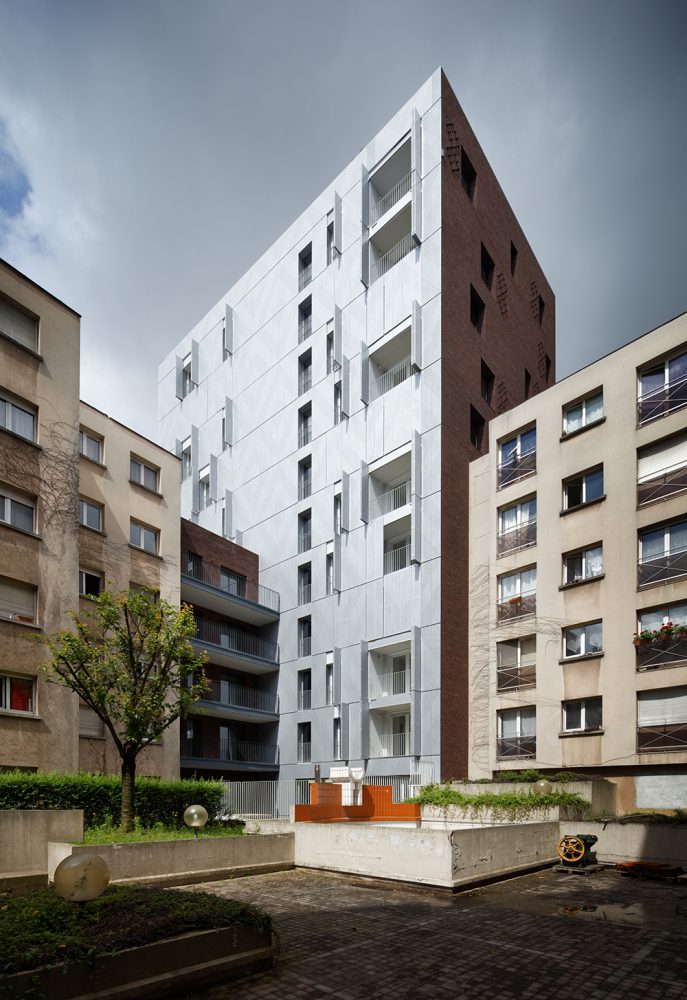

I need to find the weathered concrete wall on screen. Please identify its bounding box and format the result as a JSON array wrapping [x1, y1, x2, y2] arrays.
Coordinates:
[[449, 780, 616, 817], [564, 821, 687, 866], [48, 833, 293, 882], [1, 810, 83, 873], [421, 804, 562, 829]]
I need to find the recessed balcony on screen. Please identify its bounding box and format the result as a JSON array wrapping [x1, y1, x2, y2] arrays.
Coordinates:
[[496, 736, 536, 759], [497, 449, 536, 489], [637, 461, 687, 507], [497, 592, 536, 623], [637, 723, 687, 753], [369, 203, 415, 283], [192, 618, 279, 674], [180, 735, 279, 768], [635, 632, 687, 671], [192, 678, 278, 722], [497, 518, 537, 556], [638, 544, 687, 588], [369, 138, 411, 229], [181, 557, 279, 626]]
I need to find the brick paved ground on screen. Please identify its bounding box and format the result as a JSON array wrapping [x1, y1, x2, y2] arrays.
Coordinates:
[[180, 868, 687, 999]]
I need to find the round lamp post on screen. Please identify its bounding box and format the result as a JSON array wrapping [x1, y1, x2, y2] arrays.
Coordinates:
[[533, 779, 553, 796], [53, 852, 110, 903], [184, 804, 208, 839]]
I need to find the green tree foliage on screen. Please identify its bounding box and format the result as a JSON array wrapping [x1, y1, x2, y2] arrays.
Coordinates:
[[44, 589, 208, 831]]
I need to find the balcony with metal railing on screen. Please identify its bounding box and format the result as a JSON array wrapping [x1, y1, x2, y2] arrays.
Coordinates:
[[497, 736, 536, 759], [192, 617, 279, 671], [298, 368, 312, 396], [497, 449, 537, 489], [369, 732, 409, 757], [370, 232, 416, 283], [370, 480, 410, 520], [298, 475, 312, 501], [298, 263, 312, 292], [497, 660, 536, 692], [368, 668, 409, 700], [637, 461, 687, 507], [298, 583, 311, 606], [638, 544, 687, 588], [497, 518, 537, 556], [298, 741, 312, 763], [298, 689, 312, 710], [298, 529, 311, 554], [298, 423, 312, 448], [197, 678, 278, 717], [637, 373, 687, 426], [497, 592, 537, 623], [370, 171, 412, 227], [637, 722, 687, 752], [298, 313, 312, 344], [181, 557, 280, 624], [383, 543, 411, 576], [181, 735, 279, 767], [371, 356, 413, 401], [298, 636, 311, 658], [636, 633, 687, 671]]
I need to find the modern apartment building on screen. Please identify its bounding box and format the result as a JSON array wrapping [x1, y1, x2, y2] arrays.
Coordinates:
[[158, 68, 555, 782], [469, 312, 687, 810]]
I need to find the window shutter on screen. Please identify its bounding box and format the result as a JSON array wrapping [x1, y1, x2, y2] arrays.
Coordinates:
[[411, 430, 422, 498], [359, 640, 369, 757], [638, 686, 687, 726], [191, 339, 200, 386], [638, 431, 687, 481], [224, 304, 233, 356], [190, 426, 200, 513], [79, 705, 103, 737], [0, 299, 37, 351], [411, 109, 423, 244], [209, 455, 219, 501], [334, 532, 342, 593], [361, 164, 369, 287], [360, 341, 369, 405], [224, 490, 233, 538], [341, 356, 350, 417], [333, 191, 342, 255], [333, 305, 343, 369], [0, 577, 35, 621], [224, 397, 233, 447], [360, 460, 369, 523], [411, 299, 423, 370], [175, 356, 184, 400], [411, 495, 422, 564], [341, 470, 350, 531], [333, 646, 342, 704]]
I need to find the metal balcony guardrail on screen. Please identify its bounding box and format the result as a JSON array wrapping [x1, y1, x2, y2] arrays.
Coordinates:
[[370, 732, 409, 757], [298, 314, 313, 343], [370, 480, 410, 519], [298, 263, 312, 291], [370, 233, 415, 283], [496, 736, 536, 759], [383, 543, 411, 575], [298, 425, 312, 448], [202, 678, 278, 714], [637, 461, 687, 506], [497, 449, 537, 489], [298, 584, 311, 606], [637, 722, 687, 752], [298, 530, 311, 553], [298, 689, 311, 710], [183, 557, 280, 612], [181, 736, 279, 765], [298, 636, 311, 658], [370, 171, 412, 226], [193, 618, 279, 663], [371, 355, 413, 400], [637, 543, 687, 587], [497, 518, 537, 556], [496, 662, 536, 691], [298, 370, 312, 395], [298, 741, 312, 763], [298, 478, 312, 501], [637, 373, 687, 426], [497, 592, 537, 623], [636, 634, 687, 671], [369, 668, 409, 699]]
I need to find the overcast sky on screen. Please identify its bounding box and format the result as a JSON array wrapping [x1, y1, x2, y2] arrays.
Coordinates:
[[1, 0, 686, 441]]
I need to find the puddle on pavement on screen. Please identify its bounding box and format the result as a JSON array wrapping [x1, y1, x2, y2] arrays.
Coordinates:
[[556, 901, 687, 929]]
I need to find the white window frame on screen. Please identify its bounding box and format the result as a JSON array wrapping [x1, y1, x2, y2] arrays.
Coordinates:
[[0, 673, 36, 715], [498, 567, 537, 602], [0, 392, 36, 442], [130, 456, 159, 492], [79, 498, 103, 532], [497, 706, 536, 740], [79, 429, 103, 463], [563, 390, 604, 435], [563, 544, 603, 585], [563, 467, 604, 510], [562, 697, 603, 733], [498, 426, 536, 467], [130, 520, 159, 554], [79, 568, 102, 598], [640, 520, 687, 561], [562, 621, 603, 659], [0, 488, 35, 533]]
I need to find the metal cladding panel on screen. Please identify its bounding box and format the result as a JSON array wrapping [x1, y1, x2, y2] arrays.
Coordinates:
[[341, 356, 351, 417], [334, 191, 342, 254], [412, 178, 423, 245], [360, 341, 369, 405], [411, 625, 422, 689], [421, 229, 441, 303], [361, 164, 369, 288], [224, 304, 233, 355], [340, 701, 350, 759], [174, 438, 182, 458], [421, 490, 440, 562], [334, 532, 342, 593], [411, 299, 423, 371], [411, 496, 422, 564], [334, 305, 343, 368], [175, 356, 184, 400], [360, 460, 369, 523], [411, 430, 422, 497], [191, 425, 200, 513], [191, 339, 200, 386], [411, 108, 423, 177], [360, 640, 369, 758], [209, 454, 219, 501], [333, 646, 342, 704], [411, 107, 423, 244], [224, 397, 233, 447], [341, 470, 350, 531], [411, 687, 422, 757], [384, 568, 413, 636]]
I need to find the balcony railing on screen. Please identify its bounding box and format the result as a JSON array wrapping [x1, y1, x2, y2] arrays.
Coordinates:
[[497, 518, 537, 556], [497, 449, 537, 489], [638, 544, 687, 588], [370, 171, 412, 226], [193, 618, 279, 663], [298, 583, 311, 606], [636, 634, 687, 671], [637, 374, 687, 426], [497, 592, 536, 623], [202, 679, 278, 714], [496, 661, 536, 692], [183, 557, 280, 612], [298, 424, 312, 448], [369, 668, 409, 699], [370, 732, 409, 757], [298, 741, 312, 763], [371, 356, 413, 400], [298, 264, 312, 292], [370, 480, 410, 519], [383, 543, 411, 575], [298, 369, 312, 395], [370, 233, 415, 283], [637, 722, 687, 753], [497, 736, 536, 759], [298, 314, 313, 344], [298, 530, 311, 553], [637, 462, 687, 507], [298, 477, 312, 501], [181, 736, 279, 765], [298, 689, 312, 710], [298, 636, 311, 658]]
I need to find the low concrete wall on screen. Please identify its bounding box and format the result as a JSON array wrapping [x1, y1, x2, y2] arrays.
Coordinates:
[[0, 810, 83, 874], [294, 822, 558, 889], [48, 833, 294, 883], [453, 780, 616, 817], [422, 805, 565, 829], [563, 821, 687, 866]]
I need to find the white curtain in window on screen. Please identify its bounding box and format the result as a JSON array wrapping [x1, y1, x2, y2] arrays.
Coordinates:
[[585, 392, 603, 423], [520, 707, 536, 736], [586, 547, 603, 577], [638, 686, 687, 726]]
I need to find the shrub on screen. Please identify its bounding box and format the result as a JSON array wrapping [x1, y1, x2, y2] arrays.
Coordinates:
[[0, 771, 224, 828], [409, 782, 590, 820]]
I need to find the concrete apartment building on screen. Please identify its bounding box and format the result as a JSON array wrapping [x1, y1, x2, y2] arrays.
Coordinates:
[[158, 68, 555, 783], [469, 312, 687, 810]]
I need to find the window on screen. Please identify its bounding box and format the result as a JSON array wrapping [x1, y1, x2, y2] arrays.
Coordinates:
[[326, 221, 335, 265], [480, 244, 494, 289], [470, 285, 485, 332], [0, 576, 36, 623], [298, 349, 312, 395], [637, 431, 687, 506], [638, 349, 687, 425], [181, 437, 191, 480], [130, 456, 159, 492], [297, 669, 311, 710], [333, 717, 342, 759], [79, 429, 102, 463], [0, 488, 35, 533], [334, 493, 342, 535], [638, 520, 687, 587], [497, 636, 536, 691], [298, 296, 312, 344], [198, 469, 211, 510], [298, 456, 312, 501], [186, 551, 202, 579], [79, 705, 103, 737], [79, 498, 103, 532], [563, 467, 604, 511], [298, 617, 312, 658], [0, 296, 38, 351], [0, 393, 36, 442], [298, 244, 312, 292], [563, 544, 603, 586], [510, 242, 518, 276], [326, 660, 334, 706], [298, 510, 311, 553], [460, 147, 476, 199], [298, 403, 312, 448], [326, 553, 334, 596], [130, 520, 158, 554], [326, 330, 335, 374], [220, 568, 245, 597], [563, 391, 603, 436], [298, 564, 311, 606], [497, 707, 535, 758], [538, 295, 545, 327], [497, 426, 536, 488], [481, 361, 494, 406], [297, 721, 312, 761], [637, 685, 687, 752], [383, 534, 411, 575], [497, 496, 536, 555], [334, 382, 342, 425], [563, 621, 603, 659], [497, 567, 536, 621], [79, 569, 102, 598], [638, 601, 687, 636], [469, 406, 485, 450], [563, 697, 602, 733], [0, 674, 35, 714], [181, 353, 193, 398]]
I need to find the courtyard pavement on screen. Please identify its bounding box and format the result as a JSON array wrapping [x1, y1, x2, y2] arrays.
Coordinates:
[[181, 867, 687, 999]]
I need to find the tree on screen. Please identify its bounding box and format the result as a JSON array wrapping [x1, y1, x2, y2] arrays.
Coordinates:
[[44, 589, 208, 831]]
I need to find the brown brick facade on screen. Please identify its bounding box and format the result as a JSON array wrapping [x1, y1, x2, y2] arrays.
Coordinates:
[[181, 518, 259, 582]]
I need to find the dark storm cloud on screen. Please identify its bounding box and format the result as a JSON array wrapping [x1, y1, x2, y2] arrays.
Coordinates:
[[0, 0, 685, 438]]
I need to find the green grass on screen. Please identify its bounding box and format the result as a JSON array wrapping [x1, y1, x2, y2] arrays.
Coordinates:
[[409, 782, 590, 819], [80, 821, 244, 845], [0, 885, 271, 976]]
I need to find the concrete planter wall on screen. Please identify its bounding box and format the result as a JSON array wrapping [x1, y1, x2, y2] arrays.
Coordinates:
[[452, 780, 615, 817], [1, 810, 83, 875], [421, 804, 567, 828], [562, 820, 687, 865], [48, 833, 294, 885]]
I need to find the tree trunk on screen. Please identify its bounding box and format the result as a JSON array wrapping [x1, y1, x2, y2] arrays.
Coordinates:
[[120, 755, 136, 832]]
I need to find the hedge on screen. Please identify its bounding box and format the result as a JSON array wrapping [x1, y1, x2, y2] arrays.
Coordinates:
[[0, 771, 225, 828]]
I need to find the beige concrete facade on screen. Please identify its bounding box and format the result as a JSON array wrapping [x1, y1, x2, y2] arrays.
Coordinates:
[[469, 312, 687, 810], [77, 401, 181, 777], [0, 259, 81, 773]]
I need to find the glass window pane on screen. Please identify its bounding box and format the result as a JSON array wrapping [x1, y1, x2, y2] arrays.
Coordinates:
[[143, 466, 157, 491], [520, 428, 536, 454], [641, 529, 665, 560], [130, 523, 139, 546], [586, 547, 603, 577], [668, 521, 687, 553], [130, 459, 140, 481], [565, 627, 582, 657], [500, 437, 517, 463], [585, 469, 604, 501], [566, 555, 582, 582], [500, 710, 518, 737], [520, 708, 536, 736], [11, 500, 33, 532], [638, 608, 664, 632], [566, 479, 583, 508], [500, 505, 518, 531], [0, 399, 5, 427], [586, 699, 602, 729], [521, 498, 537, 522], [10, 677, 33, 712], [499, 573, 518, 600], [585, 392, 603, 423], [565, 403, 583, 432], [565, 701, 582, 729], [640, 366, 665, 397], [12, 405, 34, 440], [498, 641, 518, 668], [520, 568, 536, 593], [586, 622, 603, 652]]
